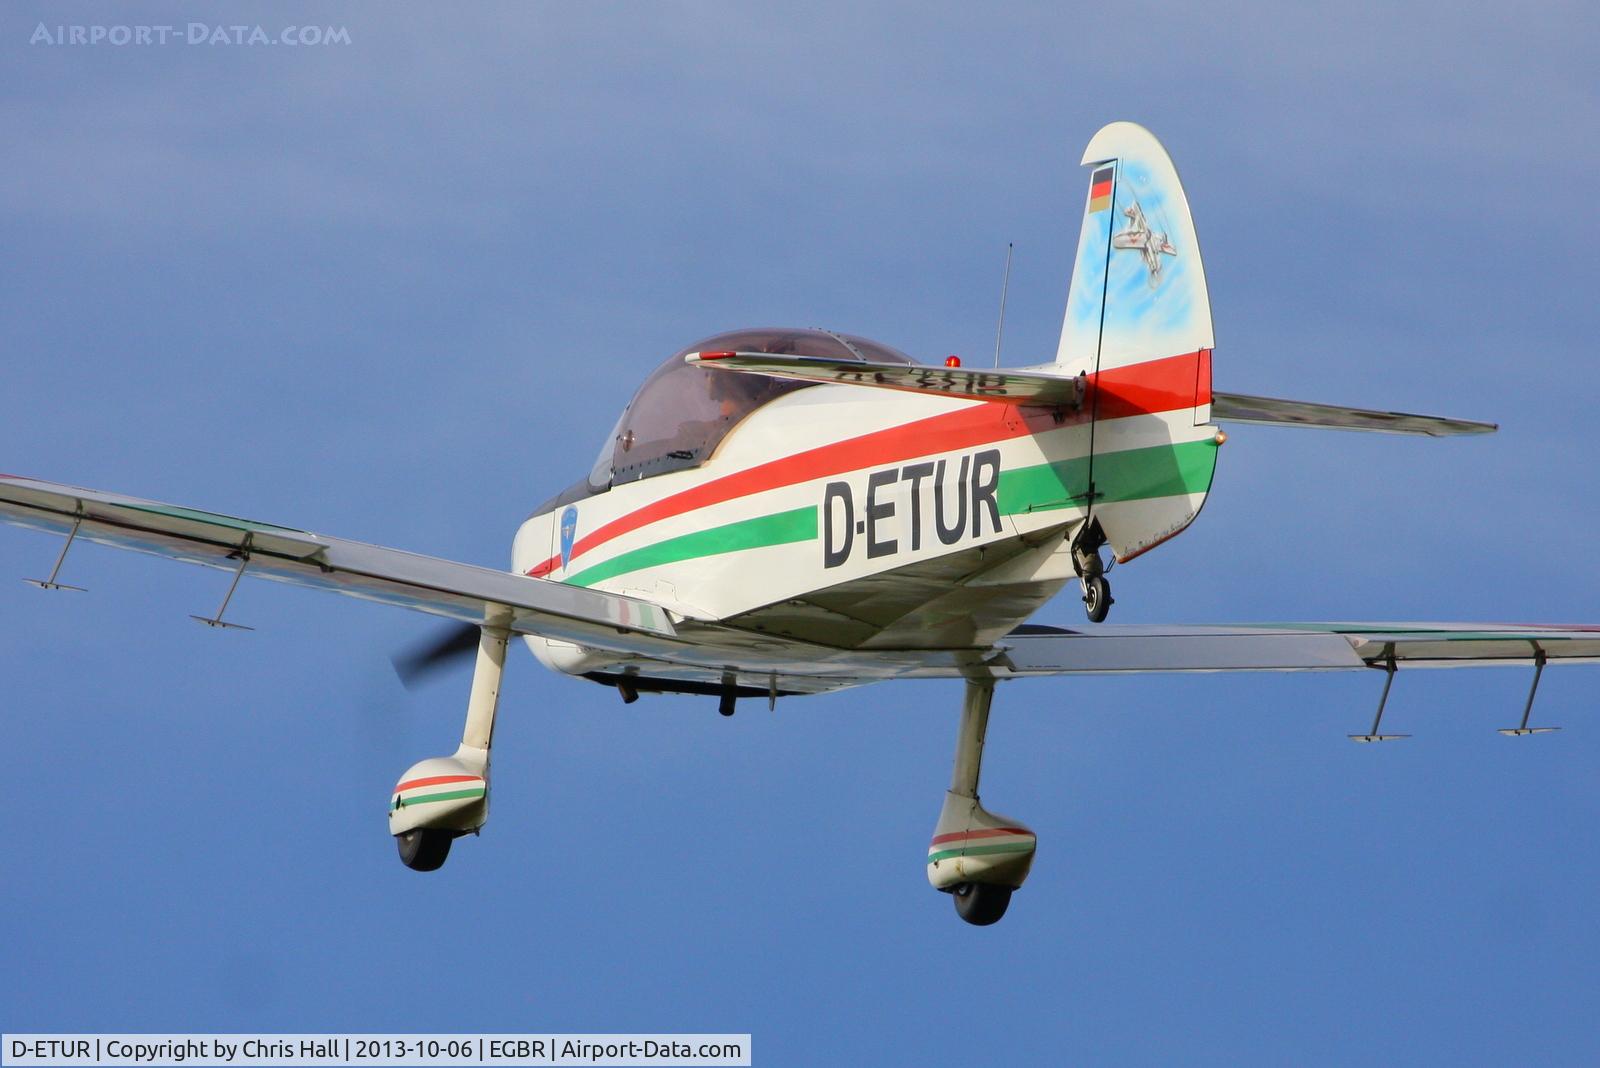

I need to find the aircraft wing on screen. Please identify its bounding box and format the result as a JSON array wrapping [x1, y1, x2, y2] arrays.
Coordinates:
[[10, 473, 1592, 692], [1211, 392, 1496, 436], [0, 473, 679, 648], [889, 622, 1600, 678], [687, 351, 1087, 407], [528, 620, 1600, 689]]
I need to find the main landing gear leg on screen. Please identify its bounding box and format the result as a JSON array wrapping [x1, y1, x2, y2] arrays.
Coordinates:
[[926, 679, 1036, 926], [389, 622, 510, 871]]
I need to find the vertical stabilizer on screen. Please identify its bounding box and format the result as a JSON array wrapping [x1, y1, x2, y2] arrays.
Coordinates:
[[1056, 123, 1219, 563], [1056, 122, 1213, 377]]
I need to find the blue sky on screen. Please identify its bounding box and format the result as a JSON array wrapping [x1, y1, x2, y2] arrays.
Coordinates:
[[2, 3, 1597, 1064]]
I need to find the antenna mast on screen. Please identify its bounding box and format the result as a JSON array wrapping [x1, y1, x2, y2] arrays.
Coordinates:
[[993, 242, 1013, 369]]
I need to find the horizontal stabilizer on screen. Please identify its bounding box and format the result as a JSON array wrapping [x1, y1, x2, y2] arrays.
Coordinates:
[[1211, 392, 1496, 436], [687, 351, 1087, 408]]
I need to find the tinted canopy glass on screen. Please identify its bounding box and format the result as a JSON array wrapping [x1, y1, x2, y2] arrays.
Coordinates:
[[592, 328, 918, 488]]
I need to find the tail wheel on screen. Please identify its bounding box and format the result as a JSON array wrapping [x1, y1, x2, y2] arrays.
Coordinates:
[[1083, 575, 1113, 623], [952, 882, 1013, 926], [396, 828, 453, 871]]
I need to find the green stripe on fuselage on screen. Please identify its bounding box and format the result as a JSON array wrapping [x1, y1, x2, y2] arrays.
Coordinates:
[[567, 506, 819, 588], [998, 438, 1218, 515]]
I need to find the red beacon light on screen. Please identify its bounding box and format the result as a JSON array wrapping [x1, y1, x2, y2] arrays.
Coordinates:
[[945, 355, 962, 368]]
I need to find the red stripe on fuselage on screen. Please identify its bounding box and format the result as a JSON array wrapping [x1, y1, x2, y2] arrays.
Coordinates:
[[527, 350, 1210, 575], [1093, 349, 1210, 422]]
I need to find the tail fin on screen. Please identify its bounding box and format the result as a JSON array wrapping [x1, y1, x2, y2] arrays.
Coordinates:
[[1056, 124, 1219, 563], [1056, 122, 1213, 378]]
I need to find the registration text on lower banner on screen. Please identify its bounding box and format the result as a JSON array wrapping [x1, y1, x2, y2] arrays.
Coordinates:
[[2, 1035, 751, 1067]]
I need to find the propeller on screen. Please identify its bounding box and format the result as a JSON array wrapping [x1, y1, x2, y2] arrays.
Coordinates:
[[391, 621, 480, 690]]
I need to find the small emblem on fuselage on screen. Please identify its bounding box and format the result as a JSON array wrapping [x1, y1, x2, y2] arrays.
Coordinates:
[[560, 506, 578, 570]]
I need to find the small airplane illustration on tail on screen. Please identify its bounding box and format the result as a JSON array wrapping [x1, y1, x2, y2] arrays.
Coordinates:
[[3, 122, 1589, 927], [1111, 200, 1178, 285]]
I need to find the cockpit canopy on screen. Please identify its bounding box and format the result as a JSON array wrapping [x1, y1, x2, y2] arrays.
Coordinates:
[[587, 328, 918, 490]]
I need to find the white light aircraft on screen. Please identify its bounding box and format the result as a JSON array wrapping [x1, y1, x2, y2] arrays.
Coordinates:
[[4, 123, 1592, 926]]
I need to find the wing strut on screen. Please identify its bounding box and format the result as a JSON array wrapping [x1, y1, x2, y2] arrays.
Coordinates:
[[189, 534, 255, 631], [1350, 646, 1410, 742], [1498, 647, 1560, 736], [24, 512, 88, 592]]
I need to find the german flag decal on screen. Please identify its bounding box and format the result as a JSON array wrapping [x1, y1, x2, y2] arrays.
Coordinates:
[[1088, 166, 1114, 213]]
